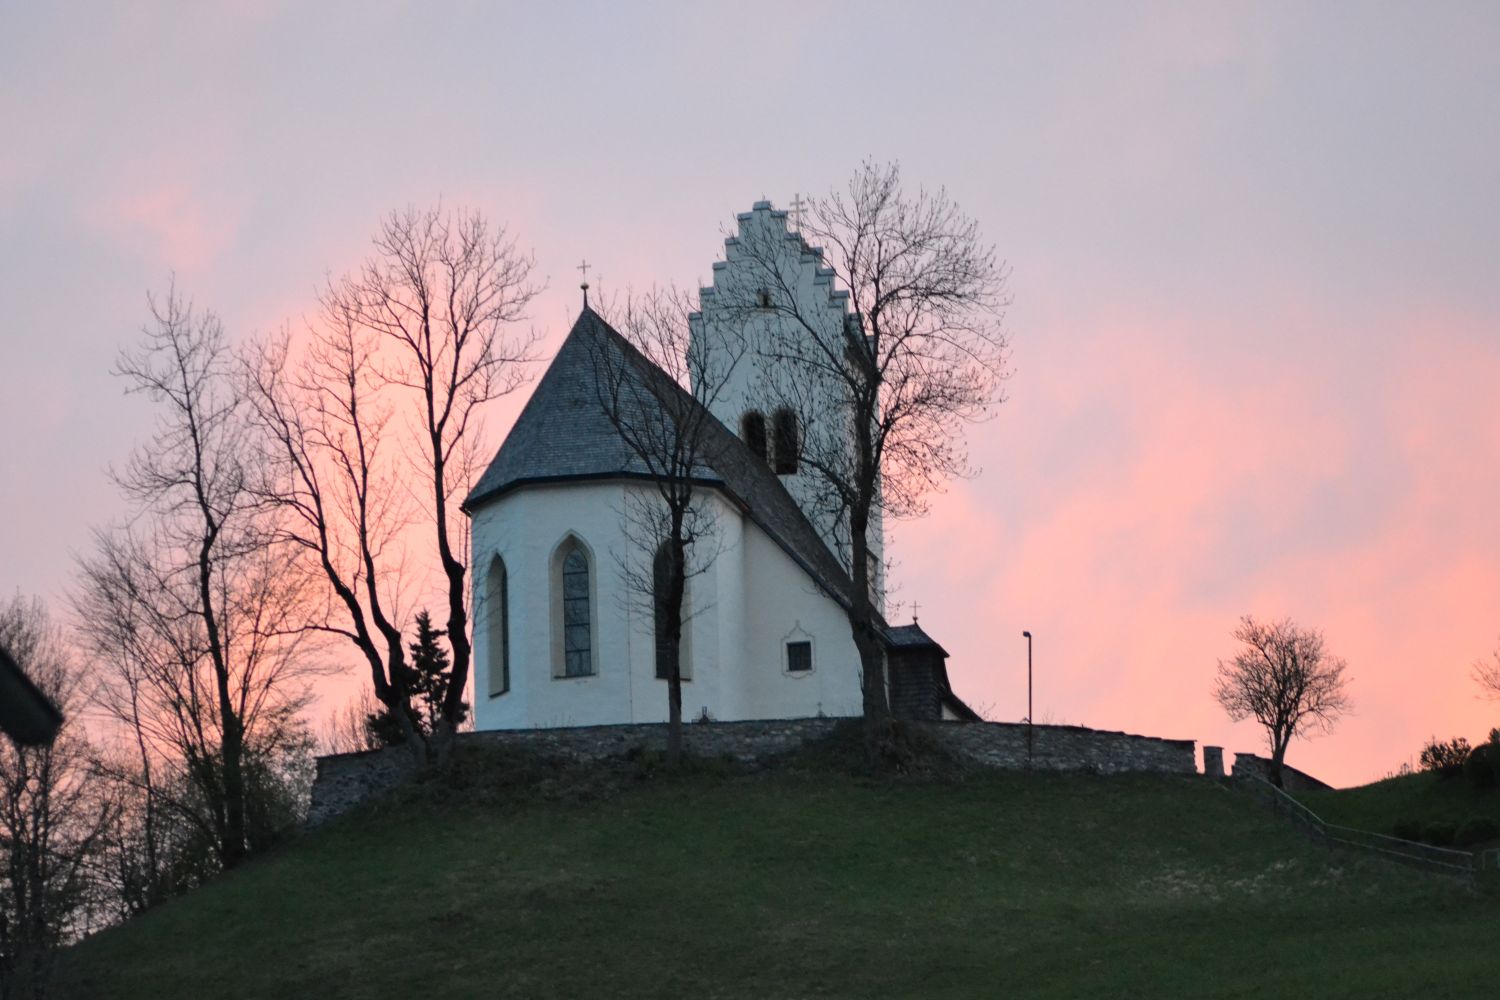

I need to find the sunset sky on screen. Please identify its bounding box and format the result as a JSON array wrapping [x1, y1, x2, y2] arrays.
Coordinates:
[[4, 2, 1498, 787]]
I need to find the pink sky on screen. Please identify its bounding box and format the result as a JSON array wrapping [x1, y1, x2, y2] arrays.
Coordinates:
[[4, 3, 1499, 786]]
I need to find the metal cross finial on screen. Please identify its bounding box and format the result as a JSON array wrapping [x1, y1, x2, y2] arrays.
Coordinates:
[[911, 600, 920, 624], [789, 193, 808, 229], [577, 259, 591, 307]]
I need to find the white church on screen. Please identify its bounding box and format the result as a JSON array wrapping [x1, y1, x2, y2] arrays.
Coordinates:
[[463, 202, 978, 731]]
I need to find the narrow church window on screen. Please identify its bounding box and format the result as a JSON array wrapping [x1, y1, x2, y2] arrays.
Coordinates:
[[653, 542, 691, 681], [486, 556, 510, 696], [741, 411, 767, 461], [772, 408, 799, 475], [757, 288, 773, 309], [562, 547, 593, 677], [786, 640, 813, 673]]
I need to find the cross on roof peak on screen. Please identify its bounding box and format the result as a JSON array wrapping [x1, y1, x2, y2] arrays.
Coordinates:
[[789, 192, 808, 229]]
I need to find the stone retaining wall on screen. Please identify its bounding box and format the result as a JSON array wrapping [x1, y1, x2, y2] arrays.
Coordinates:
[[308, 718, 844, 826], [924, 721, 1197, 775], [1230, 753, 1332, 792], [309, 746, 424, 827], [308, 718, 1199, 826]]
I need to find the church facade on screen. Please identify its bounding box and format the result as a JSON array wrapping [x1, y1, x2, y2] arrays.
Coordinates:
[[463, 202, 975, 731]]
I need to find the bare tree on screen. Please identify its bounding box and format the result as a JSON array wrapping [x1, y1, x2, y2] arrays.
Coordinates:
[[0, 596, 113, 999], [319, 689, 383, 756], [249, 206, 538, 761], [1214, 615, 1352, 787], [716, 163, 1010, 753], [588, 290, 744, 763], [73, 288, 322, 871], [1473, 640, 1500, 700]]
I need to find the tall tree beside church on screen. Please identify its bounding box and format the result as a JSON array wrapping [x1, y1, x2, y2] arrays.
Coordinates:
[[726, 162, 1011, 755], [74, 288, 322, 871], [248, 206, 537, 761], [589, 289, 745, 764]]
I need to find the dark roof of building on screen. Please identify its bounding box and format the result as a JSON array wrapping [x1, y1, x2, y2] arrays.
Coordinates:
[[465, 310, 673, 504], [464, 308, 857, 611], [885, 622, 949, 657], [0, 645, 61, 746]]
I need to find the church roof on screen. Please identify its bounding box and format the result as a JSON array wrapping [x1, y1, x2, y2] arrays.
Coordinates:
[[465, 308, 859, 611], [465, 309, 678, 504], [885, 623, 949, 658]]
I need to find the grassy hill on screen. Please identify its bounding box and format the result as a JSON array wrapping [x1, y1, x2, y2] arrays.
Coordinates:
[[1298, 769, 1500, 842], [56, 750, 1499, 999]]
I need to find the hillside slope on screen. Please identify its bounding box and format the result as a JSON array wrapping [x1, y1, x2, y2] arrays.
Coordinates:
[[57, 765, 1497, 999], [1299, 769, 1500, 838]]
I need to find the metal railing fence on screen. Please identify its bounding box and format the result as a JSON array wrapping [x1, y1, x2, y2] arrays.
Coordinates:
[[1238, 774, 1500, 881]]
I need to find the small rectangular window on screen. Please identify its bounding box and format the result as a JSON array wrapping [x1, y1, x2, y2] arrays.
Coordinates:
[[786, 640, 812, 673]]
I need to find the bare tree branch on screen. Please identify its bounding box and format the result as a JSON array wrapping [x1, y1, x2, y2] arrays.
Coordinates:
[[246, 205, 539, 761], [707, 163, 1010, 753], [75, 286, 324, 873]]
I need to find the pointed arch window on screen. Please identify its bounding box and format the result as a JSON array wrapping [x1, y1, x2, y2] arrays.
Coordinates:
[[772, 407, 799, 475], [551, 536, 597, 678], [741, 411, 767, 460], [486, 555, 510, 696], [653, 541, 691, 682]]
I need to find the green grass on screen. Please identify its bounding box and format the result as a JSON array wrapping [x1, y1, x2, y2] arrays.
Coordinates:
[[1298, 770, 1500, 840], [56, 761, 1499, 999]]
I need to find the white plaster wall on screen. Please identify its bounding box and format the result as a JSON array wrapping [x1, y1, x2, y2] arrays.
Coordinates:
[[687, 205, 852, 563], [725, 515, 863, 719], [471, 481, 641, 731], [688, 201, 885, 607], [470, 479, 862, 730]]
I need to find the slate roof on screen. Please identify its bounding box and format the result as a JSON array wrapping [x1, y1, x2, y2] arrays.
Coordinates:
[[465, 310, 670, 503], [465, 308, 857, 612], [885, 622, 950, 658]]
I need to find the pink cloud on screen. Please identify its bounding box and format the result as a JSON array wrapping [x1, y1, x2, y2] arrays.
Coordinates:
[[896, 304, 1500, 787]]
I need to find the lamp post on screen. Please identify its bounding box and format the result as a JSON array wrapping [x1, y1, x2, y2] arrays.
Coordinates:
[[1022, 631, 1033, 766]]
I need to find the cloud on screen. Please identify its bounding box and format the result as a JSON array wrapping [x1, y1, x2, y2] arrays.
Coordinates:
[[897, 300, 1500, 787]]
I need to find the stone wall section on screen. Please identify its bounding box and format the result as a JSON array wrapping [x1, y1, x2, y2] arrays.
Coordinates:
[[1202, 746, 1226, 779], [927, 721, 1197, 775], [1229, 753, 1332, 791], [308, 747, 423, 827], [308, 718, 1199, 826]]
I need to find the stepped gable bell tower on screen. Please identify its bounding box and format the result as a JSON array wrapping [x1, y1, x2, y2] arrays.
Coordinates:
[[688, 201, 880, 596]]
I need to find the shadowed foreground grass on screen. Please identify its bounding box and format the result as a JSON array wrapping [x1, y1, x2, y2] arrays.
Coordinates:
[[57, 766, 1496, 999]]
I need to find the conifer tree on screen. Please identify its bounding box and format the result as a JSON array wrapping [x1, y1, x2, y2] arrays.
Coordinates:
[[365, 611, 468, 746]]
